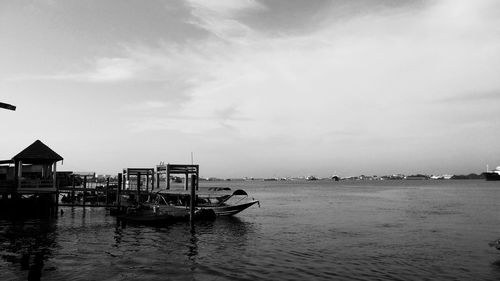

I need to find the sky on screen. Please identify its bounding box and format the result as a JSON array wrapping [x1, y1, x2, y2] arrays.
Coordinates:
[[1, 0, 500, 178]]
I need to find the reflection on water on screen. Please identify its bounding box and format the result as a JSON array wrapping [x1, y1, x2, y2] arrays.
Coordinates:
[[0, 218, 58, 280], [187, 233, 198, 261]]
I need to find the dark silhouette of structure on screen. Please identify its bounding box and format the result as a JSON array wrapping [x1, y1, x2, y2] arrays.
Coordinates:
[[0, 102, 16, 111], [0, 140, 63, 215]]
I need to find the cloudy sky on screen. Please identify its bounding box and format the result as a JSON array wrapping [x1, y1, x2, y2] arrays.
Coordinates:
[[1, 0, 500, 177]]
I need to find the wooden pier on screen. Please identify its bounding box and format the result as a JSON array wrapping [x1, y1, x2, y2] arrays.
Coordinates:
[[1, 141, 200, 220]]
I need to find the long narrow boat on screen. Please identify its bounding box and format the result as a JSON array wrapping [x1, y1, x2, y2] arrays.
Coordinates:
[[153, 188, 260, 216], [205, 200, 260, 216], [197, 189, 260, 216]]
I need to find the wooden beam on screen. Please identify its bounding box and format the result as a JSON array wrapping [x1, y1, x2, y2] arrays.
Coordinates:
[[117, 173, 122, 210], [71, 175, 75, 205], [190, 174, 196, 227], [82, 176, 87, 206], [17, 161, 22, 190], [136, 172, 141, 203], [105, 177, 110, 206], [167, 165, 170, 190]]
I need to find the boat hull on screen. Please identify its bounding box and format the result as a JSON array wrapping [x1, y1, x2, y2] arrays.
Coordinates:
[[201, 200, 260, 216], [484, 172, 500, 181], [116, 206, 216, 225]]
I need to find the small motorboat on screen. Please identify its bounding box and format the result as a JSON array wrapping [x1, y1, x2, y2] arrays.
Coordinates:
[[197, 189, 260, 216], [152, 188, 260, 216]]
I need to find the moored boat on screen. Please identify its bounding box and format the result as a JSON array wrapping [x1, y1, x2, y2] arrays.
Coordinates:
[[205, 200, 260, 216], [484, 166, 500, 181], [197, 188, 260, 216], [153, 188, 259, 216]]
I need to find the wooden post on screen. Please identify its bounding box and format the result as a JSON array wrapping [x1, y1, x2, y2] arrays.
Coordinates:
[[105, 177, 110, 206], [185, 173, 189, 191], [17, 160, 22, 190], [151, 170, 155, 191], [53, 162, 58, 211], [117, 173, 122, 210], [146, 173, 149, 193], [136, 172, 141, 203], [82, 176, 87, 206], [196, 167, 199, 191], [167, 166, 170, 190], [190, 175, 197, 226], [52, 162, 57, 189], [71, 175, 75, 206], [156, 172, 160, 189]]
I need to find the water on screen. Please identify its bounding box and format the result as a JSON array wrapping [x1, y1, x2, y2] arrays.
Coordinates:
[[2, 180, 500, 280]]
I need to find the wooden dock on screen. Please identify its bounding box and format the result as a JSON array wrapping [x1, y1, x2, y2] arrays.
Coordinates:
[[1, 141, 201, 219]]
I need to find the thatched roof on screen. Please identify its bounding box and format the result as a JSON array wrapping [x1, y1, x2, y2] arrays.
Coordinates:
[[12, 140, 63, 163]]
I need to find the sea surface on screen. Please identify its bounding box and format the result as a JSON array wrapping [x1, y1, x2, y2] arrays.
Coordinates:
[[2, 180, 500, 280]]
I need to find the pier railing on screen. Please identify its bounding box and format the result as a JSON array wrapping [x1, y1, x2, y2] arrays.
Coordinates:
[[0, 180, 15, 191], [20, 179, 54, 188], [18, 179, 56, 193], [0, 179, 56, 193]]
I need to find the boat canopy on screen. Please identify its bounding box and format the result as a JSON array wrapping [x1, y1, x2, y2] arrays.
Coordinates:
[[232, 189, 247, 196], [157, 187, 248, 197]]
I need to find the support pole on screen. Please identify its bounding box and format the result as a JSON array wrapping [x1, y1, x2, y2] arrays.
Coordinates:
[[17, 160, 22, 190], [196, 168, 199, 191], [53, 162, 57, 189], [117, 173, 122, 210], [71, 175, 75, 206], [53, 162, 58, 212], [190, 174, 197, 226], [185, 173, 189, 191], [122, 173, 126, 196], [83, 176, 87, 207], [167, 166, 170, 190], [105, 177, 110, 206], [151, 170, 155, 191], [136, 172, 141, 203]]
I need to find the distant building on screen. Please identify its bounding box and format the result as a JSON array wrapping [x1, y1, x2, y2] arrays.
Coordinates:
[[405, 174, 430, 180]]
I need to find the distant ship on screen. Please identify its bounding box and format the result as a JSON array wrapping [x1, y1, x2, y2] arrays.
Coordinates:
[[306, 176, 318, 181], [484, 166, 500, 181]]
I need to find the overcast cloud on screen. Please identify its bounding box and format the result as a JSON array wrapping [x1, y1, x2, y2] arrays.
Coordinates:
[[1, 0, 500, 177]]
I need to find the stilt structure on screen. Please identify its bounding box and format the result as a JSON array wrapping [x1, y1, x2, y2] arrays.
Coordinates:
[[0, 140, 63, 215], [125, 168, 154, 203], [166, 164, 199, 191], [156, 163, 166, 190]]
